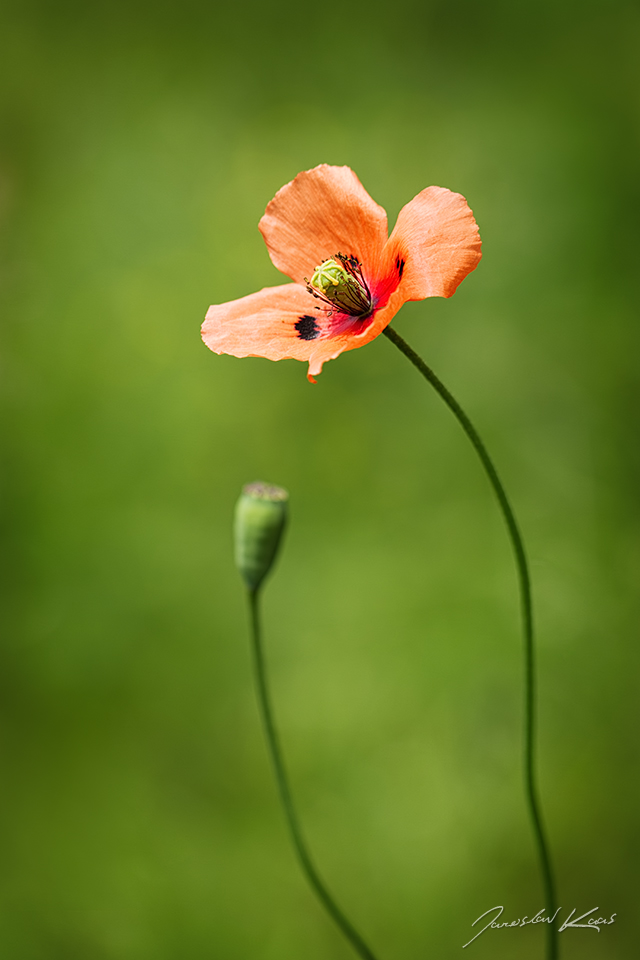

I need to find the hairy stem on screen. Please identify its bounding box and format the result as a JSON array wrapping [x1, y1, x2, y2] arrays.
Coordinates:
[[383, 324, 558, 960], [247, 588, 381, 960]]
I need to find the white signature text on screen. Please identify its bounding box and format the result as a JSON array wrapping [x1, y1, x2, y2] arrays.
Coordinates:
[[463, 905, 617, 948]]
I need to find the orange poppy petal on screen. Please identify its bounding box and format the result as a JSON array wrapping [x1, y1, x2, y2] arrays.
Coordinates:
[[202, 283, 402, 383], [304, 289, 407, 381], [259, 165, 389, 286], [203, 284, 322, 363], [383, 187, 482, 301]]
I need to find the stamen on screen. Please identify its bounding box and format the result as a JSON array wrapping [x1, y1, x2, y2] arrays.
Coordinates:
[[305, 255, 373, 318]]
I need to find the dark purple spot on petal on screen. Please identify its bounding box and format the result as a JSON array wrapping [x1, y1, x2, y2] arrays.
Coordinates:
[[295, 315, 320, 340], [396, 256, 405, 279]]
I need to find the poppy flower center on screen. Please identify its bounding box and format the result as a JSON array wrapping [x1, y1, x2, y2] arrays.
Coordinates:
[[305, 254, 373, 318]]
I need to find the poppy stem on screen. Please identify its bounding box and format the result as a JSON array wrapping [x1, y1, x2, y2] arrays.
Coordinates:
[[383, 324, 558, 960], [247, 587, 382, 960]]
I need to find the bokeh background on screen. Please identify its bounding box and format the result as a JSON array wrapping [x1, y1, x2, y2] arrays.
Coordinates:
[[2, 1, 638, 957]]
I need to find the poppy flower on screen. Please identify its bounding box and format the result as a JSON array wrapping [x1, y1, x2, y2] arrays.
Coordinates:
[[202, 164, 481, 382]]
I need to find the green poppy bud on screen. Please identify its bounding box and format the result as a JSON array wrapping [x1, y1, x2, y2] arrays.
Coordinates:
[[234, 481, 289, 592]]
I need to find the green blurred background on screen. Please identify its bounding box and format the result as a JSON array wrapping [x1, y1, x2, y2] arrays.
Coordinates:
[[1, 1, 638, 957]]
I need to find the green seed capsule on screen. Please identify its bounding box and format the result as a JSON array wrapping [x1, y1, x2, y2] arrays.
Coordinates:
[[309, 257, 372, 317], [311, 258, 351, 298], [234, 481, 289, 592]]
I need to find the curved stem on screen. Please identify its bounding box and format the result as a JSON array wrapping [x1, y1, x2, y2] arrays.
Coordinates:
[[383, 324, 558, 960], [247, 588, 381, 960]]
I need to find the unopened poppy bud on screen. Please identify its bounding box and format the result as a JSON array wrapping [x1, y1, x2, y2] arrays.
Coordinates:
[[234, 481, 289, 591]]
